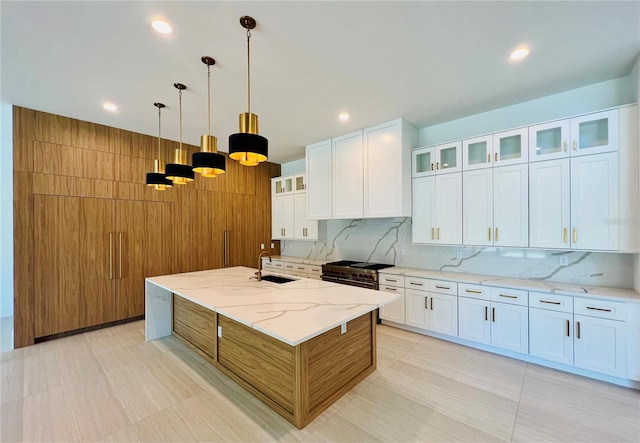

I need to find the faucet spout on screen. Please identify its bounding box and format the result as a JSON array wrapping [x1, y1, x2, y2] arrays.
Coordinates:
[[256, 251, 272, 281]]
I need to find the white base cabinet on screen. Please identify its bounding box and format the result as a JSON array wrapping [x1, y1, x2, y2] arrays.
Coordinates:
[[574, 314, 627, 378], [529, 308, 573, 365], [379, 281, 405, 324]]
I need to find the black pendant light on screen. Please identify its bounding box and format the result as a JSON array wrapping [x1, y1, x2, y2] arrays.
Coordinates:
[[146, 102, 173, 190], [192, 56, 226, 177], [165, 82, 195, 184], [228, 15, 268, 166]]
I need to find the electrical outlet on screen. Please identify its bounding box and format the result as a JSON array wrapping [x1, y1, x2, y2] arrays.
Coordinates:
[[400, 249, 406, 256], [456, 251, 462, 259], [340, 323, 347, 334], [260, 243, 265, 250], [270, 242, 275, 248], [560, 256, 568, 266]]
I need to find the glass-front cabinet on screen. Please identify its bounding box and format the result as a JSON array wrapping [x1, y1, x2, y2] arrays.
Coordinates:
[[412, 141, 461, 177], [529, 120, 570, 161], [462, 135, 493, 171], [294, 174, 306, 193], [272, 176, 293, 196], [493, 128, 528, 166]]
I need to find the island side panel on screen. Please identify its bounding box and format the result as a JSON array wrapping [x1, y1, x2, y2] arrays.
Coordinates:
[[172, 294, 217, 362], [145, 281, 172, 341], [301, 311, 376, 425], [217, 315, 296, 415]]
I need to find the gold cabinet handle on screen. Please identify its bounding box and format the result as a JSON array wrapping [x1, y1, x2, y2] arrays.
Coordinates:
[[495, 227, 499, 242], [488, 227, 491, 241], [494, 152, 498, 162], [484, 306, 488, 321], [492, 307, 496, 322], [431, 227, 434, 240], [576, 321, 580, 339], [563, 227, 568, 243], [436, 162, 440, 170], [573, 227, 577, 243], [109, 232, 113, 280], [487, 154, 490, 163], [572, 141, 577, 151], [566, 320, 570, 337], [436, 227, 440, 240], [466, 289, 482, 294], [119, 232, 123, 279], [563, 142, 567, 152]]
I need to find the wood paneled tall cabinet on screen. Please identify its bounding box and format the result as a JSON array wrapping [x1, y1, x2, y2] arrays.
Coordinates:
[[13, 106, 280, 347]]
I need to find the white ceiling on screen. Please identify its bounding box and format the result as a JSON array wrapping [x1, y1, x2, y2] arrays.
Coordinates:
[[2, 1, 638, 164]]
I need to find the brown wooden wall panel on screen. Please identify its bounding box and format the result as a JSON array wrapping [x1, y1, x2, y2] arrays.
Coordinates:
[[305, 313, 374, 414], [189, 190, 224, 271], [217, 315, 295, 413], [115, 182, 174, 202], [115, 200, 145, 319], [33, 173, 114, 199], [33, 142, 116, 180], [13, 107, 36, 171], [172, 295, 217, 360], [13, 171, 33, 347]]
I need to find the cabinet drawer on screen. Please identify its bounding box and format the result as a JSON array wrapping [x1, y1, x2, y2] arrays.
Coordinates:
[[271, 261, 285, 272], [292, 271, 308, 278], [490, 287, 528, 306], [308, 265, 322, 278], [380, 285, 405, 296], [458, 283, 489, 300], [430, 280, 458, 296], [405, 276, 429, 290], [283, 263, 296, 275], [293, 264, 308, 273], [529, 292, 573, 313], [380, 274, 405, 287], [574, 298, 626, 321]]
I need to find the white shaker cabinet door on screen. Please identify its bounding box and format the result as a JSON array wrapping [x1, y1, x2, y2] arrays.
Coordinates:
[[529, 159, 570, 249], [529, 119, 570, 162], [529, 308, 573, 365], [570, 109, 619, 156], [305, 139, 332, 219], [493, 164, 529, 248], [332, 131, 363, 219], [490, 302, 528, 354], [570, 152, 619, 250], [435, 173, 462, 245], [294, 193, 318, 240], [428, 292, 458, 337], [462, 168, 493, 246], [379, 286, 405, 324], [412, 176, 436, 244], [405, 289, 429, 329], [574, 314, 627, 378], [458, 297, 491, 345]]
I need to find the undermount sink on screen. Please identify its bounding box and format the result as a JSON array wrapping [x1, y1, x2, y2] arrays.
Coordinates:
[[260, 274, 297, 284]]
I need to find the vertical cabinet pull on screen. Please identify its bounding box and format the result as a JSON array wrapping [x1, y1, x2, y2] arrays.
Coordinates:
[[573, 228, 577, 243], [424, 297, 428, 309], [562, 142, 567, 152], [495, 227, 499, 242], [430, 163, 434, 171], [488, 227, 491, 241], [109, 232, 113, 280], [436, 227, 440, 240], [119, 232, 123, 279], [487, 154, 490, 163], [492, 307, 496, 322], [566, 320, 570, 337], [494, 152, 498, 162], [430, 297, 434, 310], [436, 162, 440, 170], [576, 321, 581, 339], [563, 227, 568, 243], [484, 306, 488, 321], [431, 227, 434, 240], [572, 140, 577, 151]]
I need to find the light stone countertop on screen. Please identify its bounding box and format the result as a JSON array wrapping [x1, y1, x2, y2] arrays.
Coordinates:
[[265, 255, 326, 266], [381, 267, 640, 303], [146, 266, 399, 346]]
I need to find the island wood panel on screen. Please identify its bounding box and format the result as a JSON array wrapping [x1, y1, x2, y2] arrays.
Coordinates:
[[33, 173, 115, 199], [304, 311, 376, 418], [172, 295, 217, 360], [217, 315, 296, 413]]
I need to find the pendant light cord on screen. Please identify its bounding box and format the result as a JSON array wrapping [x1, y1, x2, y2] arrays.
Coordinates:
[[178, 88, 183, 150], [207, 64, 211, 135], [157, 106, 162, 160], [246, 29, 251, 114]]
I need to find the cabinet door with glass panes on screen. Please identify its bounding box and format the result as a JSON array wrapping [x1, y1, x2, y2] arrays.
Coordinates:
[[529, 119, 570, 162], [272, 176, 293, 197], [493, 127, 528, 166], [412, 141, 461, 177], [462, 135, 493, 171], [293, 174, 306, 193], [570, 109, 618, 157]]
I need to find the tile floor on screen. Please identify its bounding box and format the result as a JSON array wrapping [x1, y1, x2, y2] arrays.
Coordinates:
[[1, 320, 638, 442]]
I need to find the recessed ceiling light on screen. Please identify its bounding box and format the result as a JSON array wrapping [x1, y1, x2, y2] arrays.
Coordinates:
[[510, 46, 530, 61], [339, 113, 350, 122], [151, 19, 174, 35], [103, 102, 119, 112]]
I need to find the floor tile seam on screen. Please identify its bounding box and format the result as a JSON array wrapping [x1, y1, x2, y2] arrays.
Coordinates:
[[509, 362, 528, 442]]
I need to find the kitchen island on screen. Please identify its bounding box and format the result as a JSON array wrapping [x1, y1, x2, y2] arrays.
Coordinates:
[[145, 266, 399, 428]]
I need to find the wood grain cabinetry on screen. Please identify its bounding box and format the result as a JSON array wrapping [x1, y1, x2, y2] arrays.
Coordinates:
[[172, 295, 217, 361], [13, 106, 281, 347]]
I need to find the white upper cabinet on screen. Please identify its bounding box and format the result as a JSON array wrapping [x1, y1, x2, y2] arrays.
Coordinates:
[[332, 130, 364, 219], [462, 135, 493, 171], [271, 194, 295, 239], [364, 119, 416, 218], [529, 109, 619, 162], [529, 159, 571, 249], [305, 139, 332, 219], [529, 119, 571, 162], [412, 173, 462, 245], [493, 164, 529, 248], [412, 141, 462, 177], [571, 152, 619, 250], [493, 127, 528, 166], [412, 176, 436, 244], [570, 110, 619, 156], [293, 174, 306, 193], [294, 193, 318, 240], [272, 176, 293, 197], [271, 174, 318, 241], [462, 168, 494, 246]]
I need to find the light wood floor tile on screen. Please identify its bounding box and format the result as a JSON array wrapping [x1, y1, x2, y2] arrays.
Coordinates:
[[85, 321, 145, 352], [22, 384, 82, 442], [131, 405, 197, 442], [105, 355, 203, 423], [23, 349, 64, 397], [512, 366, 640, 442], [99, 425, 142, 443], [1, 353, 24, 404], [93, 339, 165, 372], [304, 408, 385, 443], [0, 398, 23, 442]]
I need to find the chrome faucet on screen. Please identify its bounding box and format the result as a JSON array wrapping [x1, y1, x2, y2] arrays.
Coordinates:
[[256, 251, 272, 281]]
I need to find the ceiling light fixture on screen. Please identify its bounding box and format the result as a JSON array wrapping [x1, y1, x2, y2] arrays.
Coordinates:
[[146, 102, 173, 191], [192, 56, 226, 178], [165, 83, 194, 184], [510, 46, 530, 61], [339, 113, 350, 122], [103, 102, 119, 112], [228, 15, 268, 167], [151, 19, 173, 35]]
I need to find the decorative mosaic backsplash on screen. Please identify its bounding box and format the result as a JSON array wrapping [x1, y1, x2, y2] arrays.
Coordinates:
[[281, 218, 636, 289]]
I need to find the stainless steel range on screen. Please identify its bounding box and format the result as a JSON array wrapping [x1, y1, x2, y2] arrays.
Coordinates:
[[321, 260, 394, 290]]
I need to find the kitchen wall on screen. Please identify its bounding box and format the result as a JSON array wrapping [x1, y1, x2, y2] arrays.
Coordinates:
[[633, 56, 640, 292], [1, 102, 13, 318], [281, 74, 639, 290]]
